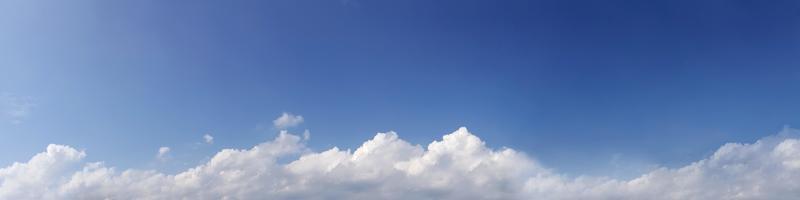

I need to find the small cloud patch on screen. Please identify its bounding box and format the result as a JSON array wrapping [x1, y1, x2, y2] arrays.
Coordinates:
[[273, 112, 304, 129]]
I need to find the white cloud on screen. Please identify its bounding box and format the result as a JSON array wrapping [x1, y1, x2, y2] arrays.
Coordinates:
[[203, 134, 214, 144], [1, 127, 800, 199], [0, 144, 85, 199], [0, 93, 36, 124], [156, 147, 170, 161], [273, 112, 304, 129]]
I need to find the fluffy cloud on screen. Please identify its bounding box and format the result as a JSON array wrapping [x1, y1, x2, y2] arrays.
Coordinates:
[[0, 144, 85, 199], [273, 112, 304, 129], [1, 127, 800, 199]]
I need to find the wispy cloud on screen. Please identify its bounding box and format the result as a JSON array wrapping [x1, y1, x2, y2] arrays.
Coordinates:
[[203, 134, 214, 144], [273, 112, 304, 129], [302, 129, 310, 141], [156, 147, 170, 161], [0, 93, 36, 124], [2, 127, 800, 199]]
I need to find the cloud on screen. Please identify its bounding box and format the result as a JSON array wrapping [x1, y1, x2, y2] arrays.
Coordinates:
[[0, 144, 85, 199], [0, 93, 36, 124], [156, 147, 170, 161], [273, 112, 304, 129], [302, 129, 310, 141], [1, 127, 800, 199], [203, 134, 214, 144]]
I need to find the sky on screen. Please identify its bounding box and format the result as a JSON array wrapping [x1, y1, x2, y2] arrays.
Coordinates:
[[1, 0, 800, 199]]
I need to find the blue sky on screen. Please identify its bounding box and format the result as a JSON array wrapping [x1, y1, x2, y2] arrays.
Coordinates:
[[1, 0, 800, 180]]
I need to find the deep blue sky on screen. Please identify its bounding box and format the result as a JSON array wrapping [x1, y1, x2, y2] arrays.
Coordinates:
[[1, 0, 799, 177]]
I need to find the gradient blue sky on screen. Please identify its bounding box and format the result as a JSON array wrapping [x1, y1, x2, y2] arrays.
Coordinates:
[[1, 0, 799, 177]]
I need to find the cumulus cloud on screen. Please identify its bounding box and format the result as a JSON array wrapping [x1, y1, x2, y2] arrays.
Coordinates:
[[0, 144, 85, 199], [0, 93, 36, 124], [203, 134, 214, 144], [1, 127, 800, 199], [273, 112, 303, 129], [156, 147, 170, 161]]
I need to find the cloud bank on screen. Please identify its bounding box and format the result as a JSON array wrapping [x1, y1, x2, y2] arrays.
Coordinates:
[[1, 127, 800, 199]]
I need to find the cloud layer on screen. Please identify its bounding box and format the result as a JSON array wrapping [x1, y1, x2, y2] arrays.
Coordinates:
[[1, 127, 800, 199]]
